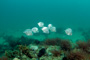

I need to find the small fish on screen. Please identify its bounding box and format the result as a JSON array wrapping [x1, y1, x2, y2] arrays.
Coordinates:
[[65, 28, 72, 35], [48, 24, 56, 32], [32, 27, 39, 33], [42, 27, 49, 34], [23, 29, 33, 36], [38, 22, 44, 27]]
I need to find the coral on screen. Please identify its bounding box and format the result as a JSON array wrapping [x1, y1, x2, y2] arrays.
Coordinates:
[[60, 40, 71, 51]]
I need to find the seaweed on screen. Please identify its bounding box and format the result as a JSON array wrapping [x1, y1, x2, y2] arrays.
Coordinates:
[[5, 50, 16, 59], [33, 40, 41, 45], [44, 38, 61, 46], [67, 51, 85, 60], [60, 40, 71, 51], [3, 35, 19, 49], [18, 45, 33, 59], [0, 56, 8, 60], [51, 50, 61, 57], [76, 41, 90, 53]]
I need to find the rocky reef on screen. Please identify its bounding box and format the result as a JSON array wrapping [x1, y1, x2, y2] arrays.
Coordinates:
[[0, 35, 90, 60]]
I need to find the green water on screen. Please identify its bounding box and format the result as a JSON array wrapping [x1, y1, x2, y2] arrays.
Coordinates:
[[0, 0, 90, 32], [0, 0, 90, 58], [0, 0, 90, 42]]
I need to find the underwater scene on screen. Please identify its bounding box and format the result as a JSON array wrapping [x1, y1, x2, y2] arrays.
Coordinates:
[[0, 0, 90, 60]]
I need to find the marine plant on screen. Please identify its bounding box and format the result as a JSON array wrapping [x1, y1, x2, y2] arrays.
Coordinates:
[[3, 35, 19, 49], [76, 41, 90, 53], [0, 56, 8, 60], [19, 36, 39, 45], [44, 38, 61, 46], [18, 45, 33, 59], [51, 50, 61, 57], [33, 40, 41, 45], [76, 41, 87, 49], [5, 50, 16, 59], [60, 40, 71, 51], [19, 36, 31, 45], [67, 50, 85, 60]]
